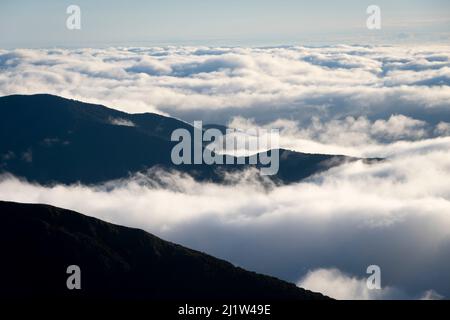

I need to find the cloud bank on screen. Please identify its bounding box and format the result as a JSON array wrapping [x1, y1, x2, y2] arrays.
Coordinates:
[[2, 45, 449, 157], [1, 45, 450, 299], [1, 46, 449, 127], [298, 268, 443, 300], [297, 268, 404, 300]]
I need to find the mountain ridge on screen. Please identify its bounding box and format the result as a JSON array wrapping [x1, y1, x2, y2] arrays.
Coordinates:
[[0, 200, 330, 300], [0, 94, 379, 185]]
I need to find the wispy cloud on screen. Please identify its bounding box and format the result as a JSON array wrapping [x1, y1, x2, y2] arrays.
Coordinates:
[[298, 268, 405, 300]]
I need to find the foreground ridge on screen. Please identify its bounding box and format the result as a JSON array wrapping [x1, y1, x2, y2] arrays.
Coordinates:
[[0, 200, 330, 300]]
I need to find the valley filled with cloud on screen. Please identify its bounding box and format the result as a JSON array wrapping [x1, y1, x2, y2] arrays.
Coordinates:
[[1, 45, 450, 299]]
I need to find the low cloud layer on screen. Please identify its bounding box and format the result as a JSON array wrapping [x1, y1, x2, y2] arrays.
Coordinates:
[[227, 116, 450, 157], [1, 45, 449, 127], [298, 268, 404, 300], [2, 45, 449, 158], [1, 45, 450, 299], [297, 268, 444, 300], [1, 141, 450, 299]]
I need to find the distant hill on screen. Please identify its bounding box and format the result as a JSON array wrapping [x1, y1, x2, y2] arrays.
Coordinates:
[[0, 94, 376, 185], [0, 200, 329, 300]]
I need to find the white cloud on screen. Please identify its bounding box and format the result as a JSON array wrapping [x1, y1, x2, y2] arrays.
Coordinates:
[[371, 115, 427, 140], [298, 268, 444, 300], [297, 268, 401, 300], [126, 56, 172, 76], [227, 115, 448, 157], [108, 117, 135, 127], [435, 122, 450, 136], [1, 46, 449, 127]]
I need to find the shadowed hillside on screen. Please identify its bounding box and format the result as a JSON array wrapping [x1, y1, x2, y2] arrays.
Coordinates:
[[0, 94, 378, 185], [0, 200, 329, 300]]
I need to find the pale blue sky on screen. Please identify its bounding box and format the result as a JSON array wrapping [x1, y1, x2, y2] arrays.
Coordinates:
[[1, 0, 449, 48]]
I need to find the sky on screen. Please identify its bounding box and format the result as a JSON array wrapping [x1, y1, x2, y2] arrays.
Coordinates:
[[1, 0, 449, 48]]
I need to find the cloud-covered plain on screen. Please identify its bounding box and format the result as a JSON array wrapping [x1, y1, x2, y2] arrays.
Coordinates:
[[1, 45, 449, 127], [2, 45, 449, 157], [2, 45, 450, 299], [1, 145, 450, 299]]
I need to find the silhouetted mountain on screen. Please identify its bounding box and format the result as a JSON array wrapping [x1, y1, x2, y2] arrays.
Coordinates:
[[0, 94, 376, 185], [0, 200, 329, 300]]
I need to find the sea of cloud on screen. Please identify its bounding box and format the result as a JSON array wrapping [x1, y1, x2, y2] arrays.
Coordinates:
[[1, 45, 450, 155], [1, 45, 449, 126], [1, 45, 450, 299]]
